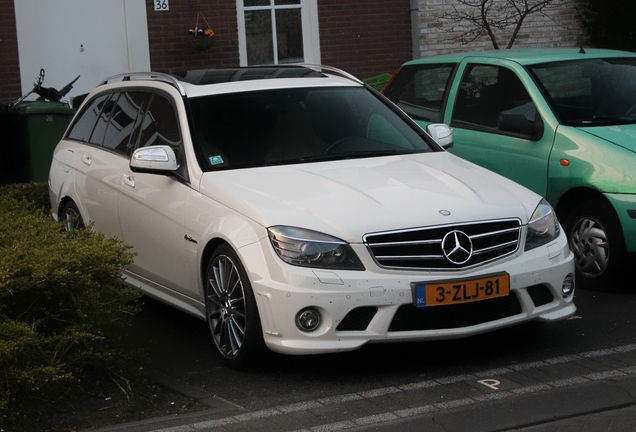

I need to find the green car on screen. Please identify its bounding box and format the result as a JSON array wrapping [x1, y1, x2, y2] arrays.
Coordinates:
[[383, 48, 636, 290]]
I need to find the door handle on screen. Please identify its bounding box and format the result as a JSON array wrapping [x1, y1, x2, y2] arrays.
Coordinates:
[[81, 154, 92, 166], [123, 174, 136, 188]]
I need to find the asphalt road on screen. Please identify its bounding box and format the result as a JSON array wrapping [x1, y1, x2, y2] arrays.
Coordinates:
[[106, 276, 636, 431]]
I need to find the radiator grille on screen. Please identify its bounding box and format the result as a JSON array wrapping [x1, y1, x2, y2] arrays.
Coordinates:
[[364, 219, 520, 270]]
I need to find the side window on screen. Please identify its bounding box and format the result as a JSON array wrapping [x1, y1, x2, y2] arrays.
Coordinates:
[[66, 94, 112, 142], [383, 63, 456, 123], [137, 94, 182, 151], [452, 65, 540, 139], [88, 94, 119, 146], [102, 91, 148, 156]]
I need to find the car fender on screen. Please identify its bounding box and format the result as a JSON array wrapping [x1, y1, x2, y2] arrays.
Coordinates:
[[549, 126, 636, 203], [48, 142, 82, 220], [184, 193, 268, 289]]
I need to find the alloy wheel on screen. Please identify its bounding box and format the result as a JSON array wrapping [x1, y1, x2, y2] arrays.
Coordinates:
[[205, 254, 247, 359]]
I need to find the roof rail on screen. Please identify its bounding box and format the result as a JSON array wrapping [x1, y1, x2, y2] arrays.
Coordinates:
[[302, 64, 363, 85], [97, 66, 361, 94], [99, 72, 186, 96]]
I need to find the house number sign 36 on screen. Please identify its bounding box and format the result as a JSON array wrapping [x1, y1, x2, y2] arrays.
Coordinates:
[[154, 0, 169, 11]]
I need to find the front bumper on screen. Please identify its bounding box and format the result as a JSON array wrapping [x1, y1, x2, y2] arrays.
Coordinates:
[[606, 192, 636, 253], [243, 231, 575, 355]]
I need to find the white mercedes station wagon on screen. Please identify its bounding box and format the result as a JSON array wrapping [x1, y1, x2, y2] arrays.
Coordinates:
[[48, 66, 576, 368]]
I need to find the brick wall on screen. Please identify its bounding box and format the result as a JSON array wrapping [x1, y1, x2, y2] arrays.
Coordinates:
[[0, 0, 590, 104], [317, 0, 414, 79], [0, 2, 21, 103], [145, 0, 240, 74], [415, 0, 588, 58]]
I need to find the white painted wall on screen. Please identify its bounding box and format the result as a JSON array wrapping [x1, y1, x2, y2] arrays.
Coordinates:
[[14, 0, 151, 102]]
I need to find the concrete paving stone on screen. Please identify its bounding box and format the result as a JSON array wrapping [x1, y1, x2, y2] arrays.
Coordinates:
[[532, 360, 597, 380], [500, 371, 545, 388], [252, 413, 310, 431], [571, 356, 626, 373], [510, 405, 636, 432], [516, 366, 564, 384], [376, 387, 444, 409], [306, 398, 384, 423], [427, 381, 474, 402], [613, 350, 636, 365]]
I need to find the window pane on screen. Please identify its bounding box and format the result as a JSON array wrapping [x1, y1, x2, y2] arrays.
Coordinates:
[[244, 0, 270, 7], [245, 10, 273, 65], [453, 65, 536, 135], [103, 91, 147, 155], [275, 0, 300, 4], [138, 94, 181, 150], [276, 8, 303, 64], [67, 94, 110, 142], [383, 63, 456, 123], [89, 94, 118, 146]]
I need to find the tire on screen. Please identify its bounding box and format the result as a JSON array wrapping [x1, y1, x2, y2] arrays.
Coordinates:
[[204, 244, 266, 369], [60, 200, 85, 231], [563, 199, 626, 291]]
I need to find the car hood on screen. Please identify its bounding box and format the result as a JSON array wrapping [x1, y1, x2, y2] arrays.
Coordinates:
[[198, 152, 540, 242], [577, 124, 636, 153]]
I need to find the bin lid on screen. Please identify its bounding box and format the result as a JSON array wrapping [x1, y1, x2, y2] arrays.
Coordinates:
[[12, 101, 75, 115]]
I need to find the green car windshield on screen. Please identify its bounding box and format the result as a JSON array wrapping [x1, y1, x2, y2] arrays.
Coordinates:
[[528, 57, 636, 126]]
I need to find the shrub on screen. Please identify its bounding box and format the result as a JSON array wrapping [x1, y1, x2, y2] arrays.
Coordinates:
[[0, 183, 140, 425]]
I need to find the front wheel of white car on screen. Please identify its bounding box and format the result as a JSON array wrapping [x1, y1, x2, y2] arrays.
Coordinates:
[[204, 244, 265, 369]]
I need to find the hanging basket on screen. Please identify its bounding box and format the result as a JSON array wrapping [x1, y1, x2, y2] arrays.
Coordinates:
[[187, 33, 216, 51], [187, 13, 215, 52]]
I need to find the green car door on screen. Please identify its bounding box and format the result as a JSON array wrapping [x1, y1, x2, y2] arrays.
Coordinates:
[[444, 59, 555, 198]]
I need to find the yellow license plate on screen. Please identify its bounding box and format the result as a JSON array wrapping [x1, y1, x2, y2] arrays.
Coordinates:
[[412, 273, 510, 307]]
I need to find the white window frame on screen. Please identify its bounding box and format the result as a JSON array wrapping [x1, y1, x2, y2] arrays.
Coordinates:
[[236, 0, 321, 66]]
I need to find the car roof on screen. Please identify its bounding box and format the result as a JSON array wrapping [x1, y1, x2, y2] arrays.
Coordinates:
[[402, 47, 636, 67], [97, 65, 364, 98]]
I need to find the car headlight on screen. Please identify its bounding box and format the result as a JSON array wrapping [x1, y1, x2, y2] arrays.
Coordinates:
[[525, 199, 560, 251], [268, 226, 365, 270]]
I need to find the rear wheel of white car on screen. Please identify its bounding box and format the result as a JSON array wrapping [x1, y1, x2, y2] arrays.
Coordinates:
[[204, 244, 265, 369], [61, 200, 85, 231], [564, 199, 626, 291]]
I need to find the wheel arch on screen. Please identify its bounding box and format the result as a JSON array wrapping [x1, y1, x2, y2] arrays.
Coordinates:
[[200, 237, 230, 286], [555, 187, 610, 222]]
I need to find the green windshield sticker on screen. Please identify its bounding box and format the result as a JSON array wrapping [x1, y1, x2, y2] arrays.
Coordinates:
[[209, 155, 224, 165]]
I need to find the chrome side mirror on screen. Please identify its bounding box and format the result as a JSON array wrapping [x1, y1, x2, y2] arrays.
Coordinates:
[[130, 145, 178, 172], [426, 123, 454, 149]]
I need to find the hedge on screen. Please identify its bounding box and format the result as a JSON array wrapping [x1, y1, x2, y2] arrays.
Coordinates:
[[0, 183, 140, 424]]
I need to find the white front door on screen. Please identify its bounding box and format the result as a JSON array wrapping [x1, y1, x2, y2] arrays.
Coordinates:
[[13, 0, 150, 102]]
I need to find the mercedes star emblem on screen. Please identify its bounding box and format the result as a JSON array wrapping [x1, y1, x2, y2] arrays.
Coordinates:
[[441, 230, 473, 265]]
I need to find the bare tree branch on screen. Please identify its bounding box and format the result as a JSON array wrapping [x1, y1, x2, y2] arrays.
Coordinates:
[[438, 0, 561, 49]]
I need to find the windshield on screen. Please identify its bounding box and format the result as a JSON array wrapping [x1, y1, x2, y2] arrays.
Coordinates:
[[528, 57, 636, 126], [188, 87, 435, 171]]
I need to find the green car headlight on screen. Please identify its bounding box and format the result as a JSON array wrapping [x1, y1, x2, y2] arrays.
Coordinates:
[[525, 199, 560, 251], [268, 226, 365, 270]]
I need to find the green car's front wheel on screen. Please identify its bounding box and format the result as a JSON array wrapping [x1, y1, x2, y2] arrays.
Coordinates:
[[564, 199, 626, 290]]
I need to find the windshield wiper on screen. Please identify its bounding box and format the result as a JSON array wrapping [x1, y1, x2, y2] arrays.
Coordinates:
[[567, 115, 636, 126]]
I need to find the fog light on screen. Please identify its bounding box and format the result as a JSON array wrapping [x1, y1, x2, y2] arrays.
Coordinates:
[[562, 275, 575, 297], [296, 308, 321, 332]]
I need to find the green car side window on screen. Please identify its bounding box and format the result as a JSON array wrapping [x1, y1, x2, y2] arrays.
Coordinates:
[[452, 65, 543, 140], [383, 63, 456, 123]]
